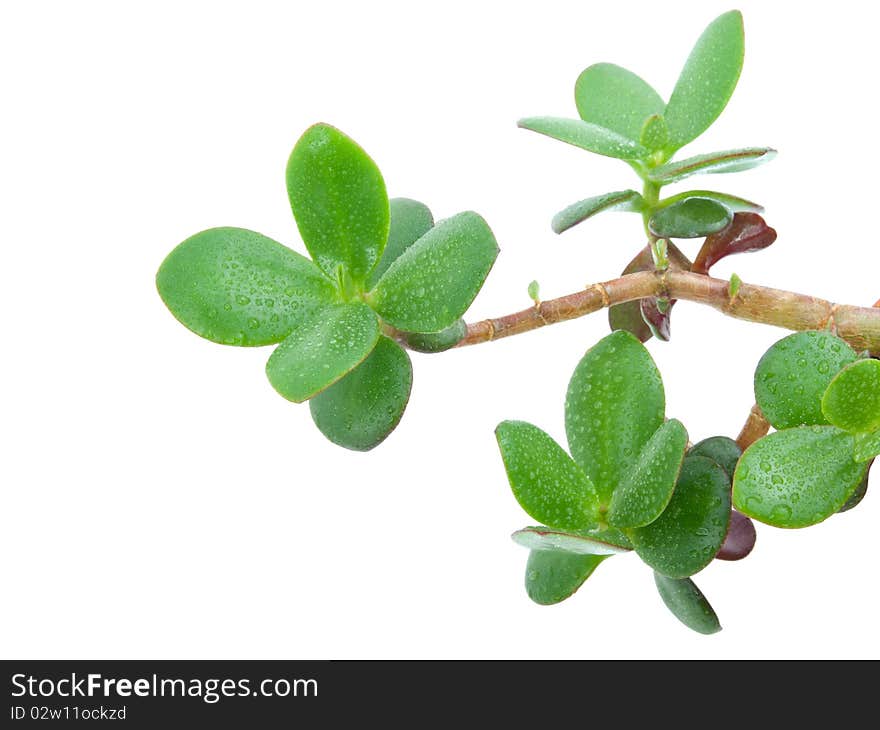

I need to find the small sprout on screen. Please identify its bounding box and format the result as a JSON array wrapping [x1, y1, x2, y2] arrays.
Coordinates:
[[640, 114, 670, 155], [729, 273, 742, 299], [651, 237, 670, 269], [527, 279, 541, 305]]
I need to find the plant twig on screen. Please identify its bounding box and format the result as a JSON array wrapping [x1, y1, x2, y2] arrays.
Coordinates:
[[736, 404, 771, 451], [458, 270, 880, 354]]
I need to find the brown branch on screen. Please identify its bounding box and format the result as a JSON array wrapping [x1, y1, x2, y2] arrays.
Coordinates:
[[459, 270, 880, 354], [736, 404, 771, 452]]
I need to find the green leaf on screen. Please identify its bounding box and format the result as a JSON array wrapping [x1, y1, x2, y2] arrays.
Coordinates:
[[368, 211, 498, 333], [648, 148, 777, 185], [366, 198, 433, 290], [574, 63, 665, 143], [640, 114, 669, 152], [309, 336, 412, 451], [854, 431, 880, 462], [517, 116, 649, 160], [525, 550, 606, 606], [607, 419, 688, 528], [398, 320, 467, 353], [754, 331, 857, 430], [630, 456, 731, 578], [733, 426, 869, 528], [565, 331, 665, 503], [527, 280, 541, 303], [512, 525, 632, 556], [156, 227, 337, 347], [822, 359, 880, 433], [687, 436, 742, 478], [654, 573, 721, 635], [658, 190, 763, 214], [551, 190, 644, 234], [664, 10, 745, 150], [265, 302, 379, 403], [839, 463, 871, 512], [496, 421, 600, 531], [648, 197, 732, 238], [286, 123, 389, 285]]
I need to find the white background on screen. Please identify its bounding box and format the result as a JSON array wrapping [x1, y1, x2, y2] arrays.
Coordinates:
[[2, 0, 878, 659]]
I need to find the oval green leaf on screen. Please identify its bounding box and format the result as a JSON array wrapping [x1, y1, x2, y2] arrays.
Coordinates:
[[496, 420, 600, 531], [648, 148, 777, 185], [822, 359, 880, 433], [648, 198, 732, 238], [525, 550, 606, 606], [565, 331, 665, 503], [733, 426, 869, 528], [517, 116, 648, 160], [654, 573, 721, 635], [398, 320, 467, 353], [688, 436, 742, 478], [631, 456, 731, 578], [156, 227, 337, 347], [754, 331, 857, 430], [854, 430, 880, 462], [308, 336, 412, 451], [664, 10, 745, 150], [551, 190, 644, 234], [366, 198, 434, 290], [368, 211, 498, 333], [265, 302, 379, 403], [659, 190, 763, 214], [640, 114, 669, 152], [512, 525, 631, 556], [608, 419, 688, 528], [286, 123, 389, 285], [574, 63, 665, 143]]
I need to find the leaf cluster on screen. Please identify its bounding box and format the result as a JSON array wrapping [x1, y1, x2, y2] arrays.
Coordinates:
[[520, 11, 778, 342], [157, 124, 498, 450], [497, 331, 754, 634], [733, 332, 877, 527]]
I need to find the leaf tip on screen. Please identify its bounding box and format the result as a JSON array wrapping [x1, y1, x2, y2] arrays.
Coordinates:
[[550, 215, 567, 235]]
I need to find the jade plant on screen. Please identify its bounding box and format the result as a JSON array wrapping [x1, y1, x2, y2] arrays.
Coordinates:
[[157, 10, 880, 634]]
